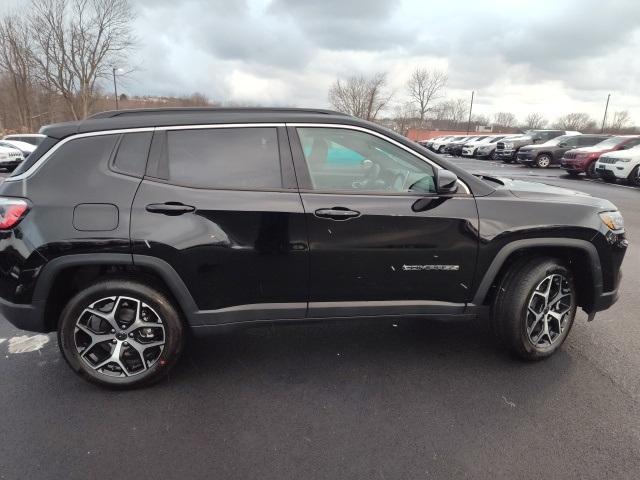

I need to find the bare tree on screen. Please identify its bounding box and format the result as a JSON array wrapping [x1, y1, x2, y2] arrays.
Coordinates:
[[406, 67, 447, 125], [493, 112, 517, 128], [328, 72, 392, 121], [523, 112, 547, 130], [389, 102, 418, 135], [30, 0, 136, 120], [0, 15, 36, 131], [609, 110, 632, 132], [554, 112, 596, 131]]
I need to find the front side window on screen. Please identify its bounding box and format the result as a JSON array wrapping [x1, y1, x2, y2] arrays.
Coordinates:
[[166, 127, 281, 189], [297, 127, 436, 194]]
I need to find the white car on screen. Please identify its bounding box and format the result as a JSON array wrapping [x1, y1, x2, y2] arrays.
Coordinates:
[[432, 135, 466, 153], [0, 145, 24, 170], [0, 140, 36, 157], [2, 133, 45, 146], [595, 145, 640, 186], [462, 135, 506, 157]]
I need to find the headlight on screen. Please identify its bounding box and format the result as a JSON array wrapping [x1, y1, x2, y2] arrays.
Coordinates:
[[599, 211, 624, 232], [617, 158, 631, 163]]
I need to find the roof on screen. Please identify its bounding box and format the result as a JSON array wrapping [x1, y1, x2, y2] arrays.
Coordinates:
[[40, 107, 353, 139]]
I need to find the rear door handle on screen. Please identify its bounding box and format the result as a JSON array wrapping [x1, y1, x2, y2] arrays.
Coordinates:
[[314, 207, 361, 221], [146, 202, 196, 216]]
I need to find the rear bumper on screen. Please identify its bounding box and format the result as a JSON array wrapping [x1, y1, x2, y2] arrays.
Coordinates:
[[0, 296, 46, 332]]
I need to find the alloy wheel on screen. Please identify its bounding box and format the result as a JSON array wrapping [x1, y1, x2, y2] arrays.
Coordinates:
[[525, 274, 574, 348], [536, 155, 551, 168], [74, 296, 166, 377]]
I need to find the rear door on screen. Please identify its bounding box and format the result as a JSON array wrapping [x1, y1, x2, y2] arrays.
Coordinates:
[[289, 125, 478, 318], [130, 125, 309, 325]]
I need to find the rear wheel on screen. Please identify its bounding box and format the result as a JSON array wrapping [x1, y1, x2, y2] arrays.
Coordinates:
[[492, 257, 577, 360], [628, 165, 640, 187], [58, 279, 184, 389], [535, 154, 552, 168]]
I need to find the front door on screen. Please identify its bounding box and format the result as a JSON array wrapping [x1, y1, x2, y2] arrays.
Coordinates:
[[289, 125, 479, 318], [130, 125, 309, 325]]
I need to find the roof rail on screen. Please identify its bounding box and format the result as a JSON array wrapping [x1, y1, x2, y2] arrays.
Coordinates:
[[88, 107, 348, 120]]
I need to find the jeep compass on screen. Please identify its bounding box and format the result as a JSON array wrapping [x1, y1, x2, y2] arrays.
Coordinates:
[[0, 108, 627, 388]]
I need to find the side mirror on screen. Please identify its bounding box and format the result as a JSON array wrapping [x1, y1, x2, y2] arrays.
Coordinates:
[[436, 169, 459, 195]]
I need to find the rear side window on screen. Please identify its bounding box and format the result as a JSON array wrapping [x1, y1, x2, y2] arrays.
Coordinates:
[[165, 128, 281, 189], [578, 136, 604, 147], [112, 132, 152, 177]]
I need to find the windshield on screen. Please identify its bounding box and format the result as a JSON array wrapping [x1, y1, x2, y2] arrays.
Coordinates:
[[539, 135, 571, 147]]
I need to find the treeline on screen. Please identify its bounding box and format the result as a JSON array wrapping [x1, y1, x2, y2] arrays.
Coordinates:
[[328, 69, 637, 135]]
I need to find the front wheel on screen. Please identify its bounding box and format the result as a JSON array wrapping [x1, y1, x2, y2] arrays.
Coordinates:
[[535, 154, 552, 168], [58, 279, 185, 389], [492, 257, 577, 360], [586, 162, 599, 179]]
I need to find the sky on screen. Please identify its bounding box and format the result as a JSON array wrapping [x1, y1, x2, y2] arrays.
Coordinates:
[[5, 0, 640, 124]]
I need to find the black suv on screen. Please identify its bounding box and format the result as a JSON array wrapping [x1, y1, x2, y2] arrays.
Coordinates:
[[516, 134, 610, 168], [0, 108, 627, 388]]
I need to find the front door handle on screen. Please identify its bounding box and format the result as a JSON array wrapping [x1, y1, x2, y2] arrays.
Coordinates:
[[146, 202, 196, 216], [314, 207, 361, 221]]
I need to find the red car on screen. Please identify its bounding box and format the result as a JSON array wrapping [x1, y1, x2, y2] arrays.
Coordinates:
[[561, 135, 640, 177]]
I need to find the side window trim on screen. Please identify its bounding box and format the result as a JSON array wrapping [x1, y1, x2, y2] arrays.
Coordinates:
[[144, 126, 296, 192], [286, 123, 471, 196]]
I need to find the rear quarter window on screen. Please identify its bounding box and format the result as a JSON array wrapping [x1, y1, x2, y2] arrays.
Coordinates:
[[111, 132, 152, 178]]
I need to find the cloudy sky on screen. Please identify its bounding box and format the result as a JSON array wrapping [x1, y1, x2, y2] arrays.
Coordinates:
[[5, 0, 640, 124]]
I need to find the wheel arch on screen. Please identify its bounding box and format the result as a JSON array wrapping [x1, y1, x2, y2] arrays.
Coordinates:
[[35, 254, 198, 332], [471, 239, 603, 313]]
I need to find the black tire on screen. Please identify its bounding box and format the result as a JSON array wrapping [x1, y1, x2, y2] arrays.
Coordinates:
[[492, 257, 577, 360], [535, 154, 552, 168], [586, 162, 598, 179], [489, 150, 496, 161], [438, 146, 445, 153], [628, 165, 640, 187], [58, 279, 184, 389]]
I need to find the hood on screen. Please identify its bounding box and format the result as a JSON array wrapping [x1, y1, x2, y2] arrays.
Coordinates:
[[569, 145, 610, 154], [598, 148, 640, 159], [478, 176, 615, 209]]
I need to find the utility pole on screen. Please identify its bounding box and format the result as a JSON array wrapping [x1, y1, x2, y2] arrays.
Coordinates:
[[601, 93, 610, 133], [112, 67, 119, 110], [466, 91, 475, 134]]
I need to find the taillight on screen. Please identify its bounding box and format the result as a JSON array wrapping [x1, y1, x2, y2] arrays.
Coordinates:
[[0, 198, 30, 230]]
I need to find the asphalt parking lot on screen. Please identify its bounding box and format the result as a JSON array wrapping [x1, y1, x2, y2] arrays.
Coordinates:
[[1, 161, 639, 480]]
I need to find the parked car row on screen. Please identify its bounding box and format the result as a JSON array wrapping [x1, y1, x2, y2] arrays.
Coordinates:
[[0, 133, 45, 171], [420, 130, 640, 186], [419, 134, 521, 160]]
